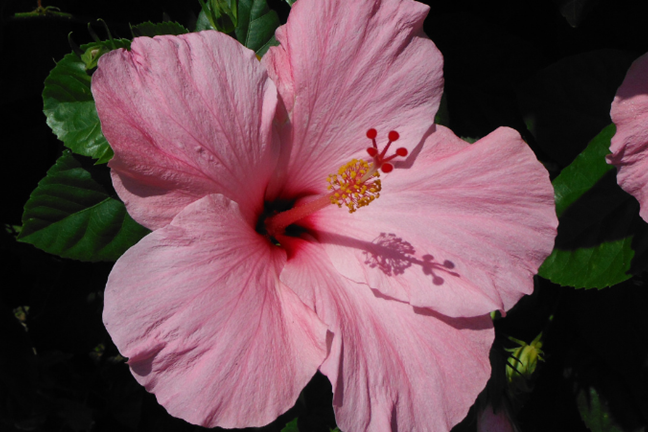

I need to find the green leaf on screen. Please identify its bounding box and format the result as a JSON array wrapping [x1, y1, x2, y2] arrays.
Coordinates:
[[131, 21, 189, 37], [195, 0, 279, 55], [234, 0, 280, 55], [43, 40, 130, 164], [18, 151, 149, 262], [552, 124, 617, 218], [576, 386, 624, 432], [195, 9, 216, 32], [255, 34, 278, 57], [197, 0, 238, 33], [538, 125, 648, 288], [540, 237, 634, 289], [281, 419, 299, 432]]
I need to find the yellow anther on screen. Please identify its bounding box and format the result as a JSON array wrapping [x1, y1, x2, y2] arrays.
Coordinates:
[[326, 158, 382, 213]]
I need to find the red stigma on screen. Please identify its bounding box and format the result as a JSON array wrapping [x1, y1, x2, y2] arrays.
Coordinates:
[[365, 129, 407, 173]]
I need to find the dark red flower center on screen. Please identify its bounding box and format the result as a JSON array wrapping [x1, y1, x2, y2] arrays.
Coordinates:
[[263, 129, 408, 239]]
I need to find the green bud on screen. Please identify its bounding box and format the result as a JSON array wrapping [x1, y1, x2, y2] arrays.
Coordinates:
[[505, 332, 544, 395], [81, 45, 110, 70]]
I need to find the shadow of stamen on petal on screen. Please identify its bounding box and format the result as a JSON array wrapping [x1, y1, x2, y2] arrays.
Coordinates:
[[318, 230, 460, 286], [362, 233, 459, 285]]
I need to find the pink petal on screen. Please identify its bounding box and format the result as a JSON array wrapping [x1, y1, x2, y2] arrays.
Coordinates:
[[608, 52, 648, 222], [477, 405, 517, 432], [92, 31, 279, 230], [103, 195, 328, 428], [309, 126, 557, 317], [280, 237, 493, 432], [262, 0, 444, 199]]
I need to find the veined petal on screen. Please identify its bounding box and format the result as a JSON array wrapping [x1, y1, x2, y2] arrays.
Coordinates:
[[262, 0, 443, 198], [608, 52, 648, 222], [280, 238, 493, 432], [310, 126, 557, 317], [103, 195, 328, 428], [92, 31, 279, 230]]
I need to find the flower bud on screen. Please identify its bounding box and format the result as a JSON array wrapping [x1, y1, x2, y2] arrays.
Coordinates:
[[81, 45, 110, 70], [505, 332, 544, 395]]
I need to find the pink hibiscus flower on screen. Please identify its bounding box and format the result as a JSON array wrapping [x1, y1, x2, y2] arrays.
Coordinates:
[[608, 52, 648, 222], [91, 0, 557, 430]]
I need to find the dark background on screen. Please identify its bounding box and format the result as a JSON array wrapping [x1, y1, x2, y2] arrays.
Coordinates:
[[2, 0, 648, 431]]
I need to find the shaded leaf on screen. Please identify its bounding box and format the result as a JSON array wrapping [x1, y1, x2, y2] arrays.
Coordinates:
[[552, 124, 616, 218], [197, 0, 237, 33], [195, 0, 279, 55], [43, 40, 130, 164], [538, 125, 648, 288], [435, 93, 450, 127], [517, 50, 635, 167], [281, 418, 299, 432], [576, 378, 635, 432], [554, 0, 598, 27], [131, 21, 189, 37], [426, 13, 543, 141], [195, 9, 215, 32], [235, 0, 280, 54], [566, 285, 648, 432], [18, 151, 149, 261]]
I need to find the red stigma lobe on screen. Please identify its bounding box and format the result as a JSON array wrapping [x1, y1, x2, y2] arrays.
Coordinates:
[[365, 128, 407, 173]]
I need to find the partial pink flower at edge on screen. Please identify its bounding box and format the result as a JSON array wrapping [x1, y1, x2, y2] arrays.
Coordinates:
[[91, 0, 558, 430], [608, 52, 648, 222], [477, 404, 518, 432]]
